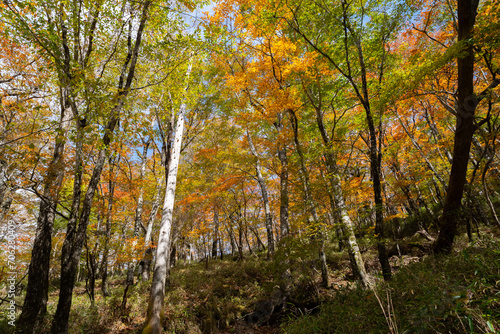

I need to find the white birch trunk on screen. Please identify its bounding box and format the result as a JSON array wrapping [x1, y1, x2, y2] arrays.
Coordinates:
[[330, 174, 371, 288], [143, 56, 193, 334], [126, 139, 149, 286], [139, 173, 165, 280]]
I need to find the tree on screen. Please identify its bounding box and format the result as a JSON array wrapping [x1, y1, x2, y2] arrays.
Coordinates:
[[52, 2, 152, 332], [0, 19, 56, 331], [100, 154, 121, 297], [247, 129, 275, 258], [122, 137, 150, 308], [143, 54, 194, 334], [279, 0, 412, 280], [434, 0, 500, 253]]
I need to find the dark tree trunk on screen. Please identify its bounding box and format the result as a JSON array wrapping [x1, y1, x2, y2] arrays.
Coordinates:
[[359, 72, 391, 281], [170, 245, 177, 267], [140, 248, 154, 281], [319, 240, 329, 288], [434, 0, 481, 253], [245, 226, 254, 255], [52, 147, 105, 334], [228, 227, 236, 256], [15, 3, 104, 329], [17, 95, 72, 334], [101, 156, 119, 297], [250, 226, 265, 251], [238, 221, 244, 261], [85, 240, 97, 305], [212, 208, 219, 258], [51, 4, 150, 332], [219, 238, 224, 260], [350, 27, 391, 279], [274, 113, 290, 241], [277, 146, 289, 240]]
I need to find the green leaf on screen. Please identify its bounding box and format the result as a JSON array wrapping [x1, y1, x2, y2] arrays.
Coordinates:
[[486, 320, 494, 332]]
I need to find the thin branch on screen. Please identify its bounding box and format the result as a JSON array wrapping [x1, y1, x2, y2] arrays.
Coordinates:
[[412, 25, 449, 48]]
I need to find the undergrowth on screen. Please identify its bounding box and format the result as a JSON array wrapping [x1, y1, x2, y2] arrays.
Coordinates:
[[164, 255, 275, 333], [283, 238, 500, 334], [1, 237, 498, 334]]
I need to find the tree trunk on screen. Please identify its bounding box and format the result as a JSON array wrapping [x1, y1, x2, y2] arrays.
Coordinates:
[[245, 226, 254, 255], [330, 173, 371, 286], [17, 93, 72, 334], [247, 130, 275, 257], [238, 221, 244, 261], [101, 155, 119, 297], [274, 113, 290, 240], [434, 0, 481, 253], [14, 2, 103, 330], [219, 238, 224, 260], [0, 162, 13, 223], [319, 240, 329, 288], [482, 153, 500, 227], [228, 226, 236, 256], [123, 139, 150, 307], [51, 4, 150, 332], [250, 226, 265, 251], [140, 174, 164, 281], [212, 208, 219, 258], [170, 244, 177, 268], [52, 144, 106, 334], [349, 34, 392, 279], [139, 104, 174, 281], [84, 239, 97, 305], [0, 164, 7, 209], [289, 110, 329, 287], [308, 97, 371, 288], [143, 55, 193, 334]]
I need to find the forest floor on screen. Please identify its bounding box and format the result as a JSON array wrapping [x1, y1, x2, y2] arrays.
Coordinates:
[[2, 228, 499, 333]]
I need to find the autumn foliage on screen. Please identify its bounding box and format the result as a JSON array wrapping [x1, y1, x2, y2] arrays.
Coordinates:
[[0, 0, 499, 332]]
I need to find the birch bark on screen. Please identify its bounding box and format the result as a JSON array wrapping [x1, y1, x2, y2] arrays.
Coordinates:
[[143, 55, 193, 334], [123, 139, 150, 307], [305, 91, 371, 288], [139, 174, 164, 281]]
